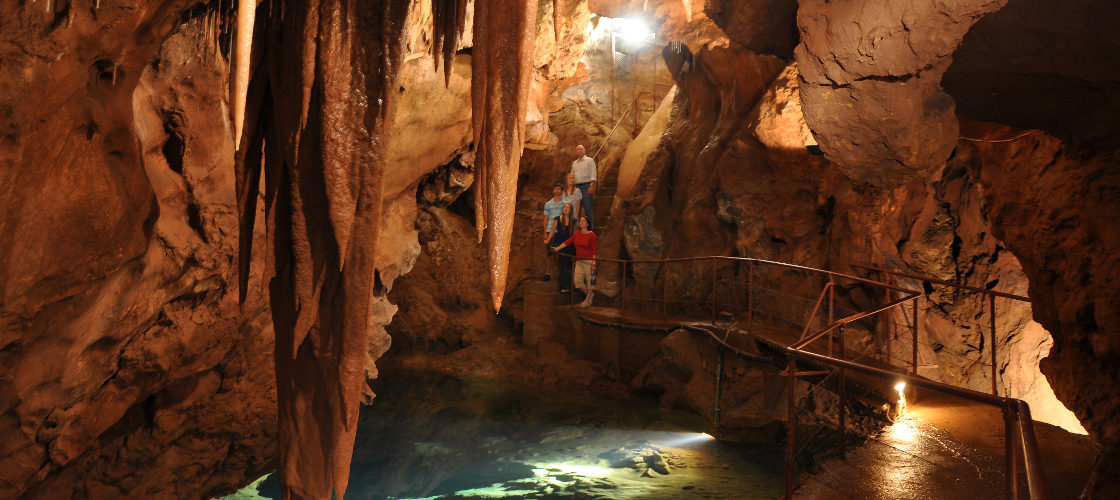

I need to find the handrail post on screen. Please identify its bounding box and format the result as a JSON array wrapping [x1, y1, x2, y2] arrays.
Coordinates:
[[991, 297, 999, 396], [661, 260, 669, 316], [748, 260, 754, 326], [620, 260, 627, 315], [828, 275, 835, 325], [911, 297, 919, 376], [711, 258, 717, 323], [1004, 401, 1019, 499], [715, 343, 724, 438], [1016, 402, 1048, 499], [838, 324, 846, 456], [912, 296, 919, 403], [885, 274, 894, 366], [785, 354, 796, 499], [828, 276, 835, 356]]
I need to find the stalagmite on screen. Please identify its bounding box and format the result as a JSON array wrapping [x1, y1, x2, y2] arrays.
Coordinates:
[[471, 0, 539, 312], [236, 0, 412, 498], [232, 0, 256, 150]]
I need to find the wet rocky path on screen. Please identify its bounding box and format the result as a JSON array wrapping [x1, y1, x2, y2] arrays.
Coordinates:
[[793, 391, 1095, 499]]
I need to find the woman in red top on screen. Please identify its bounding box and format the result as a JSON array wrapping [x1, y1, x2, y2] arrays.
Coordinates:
[[552, 216, 598, 307]]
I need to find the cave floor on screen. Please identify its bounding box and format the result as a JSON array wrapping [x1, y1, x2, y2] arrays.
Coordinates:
[[792, 390, 1096, 499]]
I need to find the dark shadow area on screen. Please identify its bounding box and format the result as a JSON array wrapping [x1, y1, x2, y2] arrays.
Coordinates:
[[943, 0, 1120, 151]]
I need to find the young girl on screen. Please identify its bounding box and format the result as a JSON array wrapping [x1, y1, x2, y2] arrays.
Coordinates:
[[561, 172, 582, 223], [547, 203, 576, 293], [552, 216, 598, 307]]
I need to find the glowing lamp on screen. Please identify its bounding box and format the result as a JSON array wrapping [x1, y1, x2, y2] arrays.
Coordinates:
[[616, 17, 654, 45]]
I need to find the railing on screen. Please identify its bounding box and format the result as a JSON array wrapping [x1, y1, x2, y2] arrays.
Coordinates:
[[546, 254, 1047, 499], [852, 263, 1032, 397], [786, 316, 1047, 499]]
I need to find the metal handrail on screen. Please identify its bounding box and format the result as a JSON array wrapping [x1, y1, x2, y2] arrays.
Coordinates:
[[553, 254, 1046, 499], [790, 292, 920, 351], [853, 263, 1030, 396], [799, 282, 835, 341], [783, 347, 1048, 499], [853, 263, 1030, 301]]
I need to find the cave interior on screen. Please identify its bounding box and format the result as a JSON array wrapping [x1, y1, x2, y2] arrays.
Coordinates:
[[1, 0, 1119, 499]]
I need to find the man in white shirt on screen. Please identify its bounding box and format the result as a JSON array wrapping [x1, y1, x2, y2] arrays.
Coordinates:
[[570, 144, 597, 229]]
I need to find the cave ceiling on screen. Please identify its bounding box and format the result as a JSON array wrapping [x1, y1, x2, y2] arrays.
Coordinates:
[[942, 0, 1120, 151]]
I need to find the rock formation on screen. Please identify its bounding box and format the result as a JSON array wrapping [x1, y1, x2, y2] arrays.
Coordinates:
[[0, 5, 275, 497], [795, 0, 1008, 187], [966, 123, 1120, 496], [2, 0, 1119, 498]]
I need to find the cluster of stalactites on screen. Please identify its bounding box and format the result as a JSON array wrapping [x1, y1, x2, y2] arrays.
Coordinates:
[[232, 0, 550, 496], [432, 0, 549, 312], [233, 0, 412, 499], [431, 0, 469, 86]]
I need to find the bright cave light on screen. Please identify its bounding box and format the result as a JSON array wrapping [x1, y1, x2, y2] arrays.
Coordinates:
[[616, 17, 654, 46], [656, 431, 716, 447]]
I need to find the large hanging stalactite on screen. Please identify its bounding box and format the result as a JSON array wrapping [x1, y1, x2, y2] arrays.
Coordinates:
[[236, 0, 542, 497], [235, 0, 412, 498], [470, 0, 539, 312]]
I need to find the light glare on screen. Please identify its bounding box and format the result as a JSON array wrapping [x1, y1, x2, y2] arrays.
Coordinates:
[[616, 17, 654, 45]]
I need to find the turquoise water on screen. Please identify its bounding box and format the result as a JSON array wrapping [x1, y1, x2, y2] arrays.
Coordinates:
[[227, 369, 784, 499]]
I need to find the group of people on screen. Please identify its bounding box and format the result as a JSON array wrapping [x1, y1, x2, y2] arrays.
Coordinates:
[[542, 144, 599, 307]]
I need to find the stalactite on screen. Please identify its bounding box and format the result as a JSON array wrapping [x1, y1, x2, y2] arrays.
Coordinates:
[[430, 0, 468, 86], [236, 0, 411, 498], [472, 0, 539, 311], [553, 0, 563, 41], [682, 0, 693, 22], [232, 0, 257, 150]]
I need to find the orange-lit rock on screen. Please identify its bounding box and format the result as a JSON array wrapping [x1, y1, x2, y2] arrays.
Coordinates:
[[0, 8, 275, 497], [966, 122, 1120, 498], [795, 0, 1007, 187], [749, 63, 816, 153]]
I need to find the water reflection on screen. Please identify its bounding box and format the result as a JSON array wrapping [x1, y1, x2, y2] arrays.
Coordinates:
[[226, 369, 784, 499]]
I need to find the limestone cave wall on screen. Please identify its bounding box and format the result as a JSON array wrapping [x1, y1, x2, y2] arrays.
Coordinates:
[[2, 0, 1118, 498], [0, 3, 277, 497]]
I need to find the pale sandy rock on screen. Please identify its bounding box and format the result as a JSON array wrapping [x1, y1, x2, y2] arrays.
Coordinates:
[[749, 63, 816, 153], [614, 86, 676, 205], [385, 54, 474, 201]]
